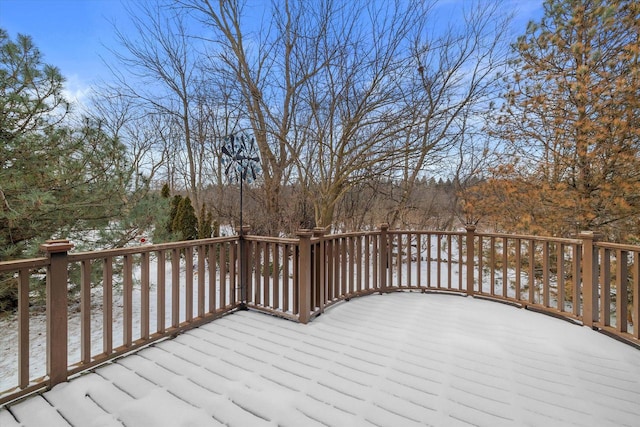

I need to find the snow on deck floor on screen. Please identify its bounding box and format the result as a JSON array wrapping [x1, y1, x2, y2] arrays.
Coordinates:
[[2, 292, 640, 427]]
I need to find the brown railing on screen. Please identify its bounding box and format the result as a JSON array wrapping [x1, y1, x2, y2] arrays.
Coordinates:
[[1, 226, 639, 405]]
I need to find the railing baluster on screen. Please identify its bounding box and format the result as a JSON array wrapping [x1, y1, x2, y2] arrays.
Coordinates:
[[458, 235, 463, 291], [489, 236, 496, 296], [283, 244, 290, 312], [557, 243, 565, 312], [572, 244, 581, 317], [349, 236, 356, 293], [357, 235, 363, 292], [253, 241, 260, 306], [447, 234, 453, 290], [437, 234, 442, 290], [601, 248, 611, 327], [502, 237, 508, 297], [406, 233, 412, 288], [515, 239, 521, 301], [326, 239, 334, 299], [378, 225, 388, 292], [416, 234, 422, 289], [216, 243, 228, 308], [18, 268, 30, 389], [262, 242, 269, 307], [273, 242, 280, 310], [171, 248, 180, 328], [208, 244, 216, 313], [293, 243, 299, 315], [365, 234, 371, 291], [220, 243, 227, 309], [197, 245, 205, 318], [633, 252, 640, 339], [230, 241, 237, 308], [185, 247, 194, 322], [528, 240, 535, 304], [477, 235, 483, 293], [542, 242, 550, 307], [341, 237, 347, 296], [123, 254, 133, 347], [617, 250, 628, 332], [157, 250, 166, 333], [80, 260, 92, 363], [141, 252, 150, 340], [103, 256, 113, 354]]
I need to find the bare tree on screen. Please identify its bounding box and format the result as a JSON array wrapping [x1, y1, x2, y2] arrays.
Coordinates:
[[99, 0, 512, 233], [388, 0, 511, 229], [181, 0, 347, 233], [105, 1, 206, 212], [89, 90, 167, 187], [291, 1, 429, 228]]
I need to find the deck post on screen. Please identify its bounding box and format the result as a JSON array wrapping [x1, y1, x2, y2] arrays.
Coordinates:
[[313, 227, 327, 314], [580, 231, 602, 328], [465, 225, 476, 296], [237, 225, 251, 310], [297, 230, 313, 324], [379, 224, 389, 293], [40, 239, 74, 388]]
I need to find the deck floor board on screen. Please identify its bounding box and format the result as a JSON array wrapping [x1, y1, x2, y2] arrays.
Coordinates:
[[2, 293, 640, 426]]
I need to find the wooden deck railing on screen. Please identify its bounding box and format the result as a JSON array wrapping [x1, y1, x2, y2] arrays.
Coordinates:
[[1, 226, 639, 405]]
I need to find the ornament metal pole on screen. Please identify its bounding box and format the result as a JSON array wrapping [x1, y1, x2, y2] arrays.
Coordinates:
[[239, 173, 247, 309], [222, 133, 260, 311], [239, 172, 243, 232]]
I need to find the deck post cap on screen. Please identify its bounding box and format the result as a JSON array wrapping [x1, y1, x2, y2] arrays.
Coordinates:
[[40, 239, 74, 253]]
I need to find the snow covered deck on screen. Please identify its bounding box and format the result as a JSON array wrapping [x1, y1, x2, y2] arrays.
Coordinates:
[[2, 292, 639, 427]]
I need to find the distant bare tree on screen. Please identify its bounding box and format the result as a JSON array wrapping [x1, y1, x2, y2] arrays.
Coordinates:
[[89, 90, 167, 187], [293, 1, 426, 228], [105, 1, 206, 212], [181, 0, 337, 233], [388, 0, 511, 229]]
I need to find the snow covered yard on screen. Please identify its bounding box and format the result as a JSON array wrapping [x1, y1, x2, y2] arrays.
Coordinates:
[[1, 292, 639, 427]]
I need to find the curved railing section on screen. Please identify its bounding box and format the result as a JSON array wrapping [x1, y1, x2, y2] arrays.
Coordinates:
[[0, 226, 638, 406]]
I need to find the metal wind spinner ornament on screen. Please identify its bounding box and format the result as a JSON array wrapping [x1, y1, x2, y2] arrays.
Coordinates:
[[221, 133, 261, 230], [222, 133, 261, 183]]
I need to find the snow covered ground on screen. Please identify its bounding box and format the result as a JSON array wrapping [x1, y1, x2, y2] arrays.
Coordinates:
[[2, 292, 640, 427]]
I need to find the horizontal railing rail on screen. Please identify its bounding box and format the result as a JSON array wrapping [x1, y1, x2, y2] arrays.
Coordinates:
[[1, 225, 639, 406]]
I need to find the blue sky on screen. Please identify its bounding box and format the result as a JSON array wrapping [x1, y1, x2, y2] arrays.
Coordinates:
[[0, 0, 543, 105], [1, 0, 133, 102]]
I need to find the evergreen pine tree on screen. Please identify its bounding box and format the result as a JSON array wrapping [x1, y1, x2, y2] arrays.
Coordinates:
[[471, 0, 640, 241], [198, 203, 213, 239], [161, 183, 170, 199], [167, 195, 182, 235], [172, 196, 197, 240]]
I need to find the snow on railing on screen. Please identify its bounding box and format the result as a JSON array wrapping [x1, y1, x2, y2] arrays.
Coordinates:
[[1, 226, 639, 406]]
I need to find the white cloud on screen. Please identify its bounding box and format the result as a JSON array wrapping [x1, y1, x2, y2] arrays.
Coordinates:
[[62, 73, 93, 114]]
